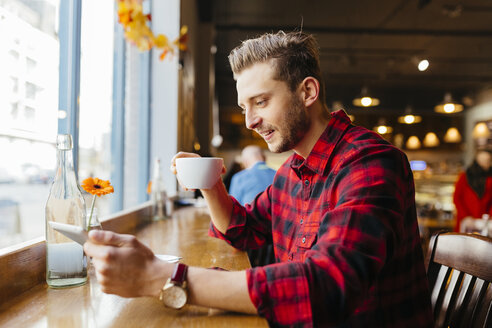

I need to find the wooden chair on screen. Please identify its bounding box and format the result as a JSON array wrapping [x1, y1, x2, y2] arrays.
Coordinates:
[[426, 231, 492, 328]]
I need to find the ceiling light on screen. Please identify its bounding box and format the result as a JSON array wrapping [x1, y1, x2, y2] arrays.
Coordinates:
[[434, 92, 464, 114], [443, 127, 462, 143], [418, 59, 429, 71], [406, 136, 421, 150], [353, 87, 380, 107], [211, 134, 223, 147], [411, 56, 430, 72], [373, 118, 393, 135], [472, 122, 491, 139], [423, 132, 439, 147], [397, 106, 422, 124]]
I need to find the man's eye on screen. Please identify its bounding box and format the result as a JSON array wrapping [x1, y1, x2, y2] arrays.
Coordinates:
[[256, 100, 266, 106]]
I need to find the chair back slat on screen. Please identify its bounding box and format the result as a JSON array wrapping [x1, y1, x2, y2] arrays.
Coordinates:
[[435, 269, 464, 327], [430, 265, 451, 316], [470, 282, 491, 328], [479, 286, 492, 328], [426, 232, 492, 328], [448, 274, 476, 327]]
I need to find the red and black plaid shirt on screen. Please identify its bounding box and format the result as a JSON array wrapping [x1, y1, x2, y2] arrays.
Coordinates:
[[210, 110, 433, 327]]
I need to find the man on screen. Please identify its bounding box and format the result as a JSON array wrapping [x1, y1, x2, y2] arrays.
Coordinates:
[[229, 145, 276, 205], [84, 31, 434, 327]]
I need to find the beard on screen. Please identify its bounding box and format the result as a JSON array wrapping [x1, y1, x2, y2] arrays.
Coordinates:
[[266, 92, 311, 153]]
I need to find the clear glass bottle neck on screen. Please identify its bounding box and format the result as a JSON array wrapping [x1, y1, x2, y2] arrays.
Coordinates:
[[55, 148, 77, 182]]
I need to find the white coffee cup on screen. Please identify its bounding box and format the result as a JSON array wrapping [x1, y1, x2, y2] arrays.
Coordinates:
[[175, 157, 224, 189]]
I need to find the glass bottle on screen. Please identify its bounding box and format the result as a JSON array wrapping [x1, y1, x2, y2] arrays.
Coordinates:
[[45, 134, 87, 288], [481, 214, 490, 237], [151, 158, 168, 220]]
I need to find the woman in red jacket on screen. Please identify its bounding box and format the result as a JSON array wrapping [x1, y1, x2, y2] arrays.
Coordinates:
[[453, 149, 492, 232]]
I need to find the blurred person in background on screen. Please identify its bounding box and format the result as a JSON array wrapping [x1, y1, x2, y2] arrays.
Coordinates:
[[222, 160, 243, 192], [453, 148, 492, 232], [229, 145, 276, 266], [229, 145, 276, 206]]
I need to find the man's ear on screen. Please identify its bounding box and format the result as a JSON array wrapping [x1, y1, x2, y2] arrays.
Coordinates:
[[300, 77, 319, 107]]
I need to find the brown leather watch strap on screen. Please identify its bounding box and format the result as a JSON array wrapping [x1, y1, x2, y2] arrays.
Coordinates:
[[170, 263, 188, 286]]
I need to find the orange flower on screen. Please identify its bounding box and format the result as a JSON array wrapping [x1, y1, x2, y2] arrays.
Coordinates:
[[81, 178, 114, 197]]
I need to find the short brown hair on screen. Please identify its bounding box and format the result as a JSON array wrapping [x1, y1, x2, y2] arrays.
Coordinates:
[[228, 31, 326, 106]]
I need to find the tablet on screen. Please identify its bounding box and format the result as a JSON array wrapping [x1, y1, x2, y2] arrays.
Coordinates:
[[49, 221, 88, 245], [48, 222, 183, 262]]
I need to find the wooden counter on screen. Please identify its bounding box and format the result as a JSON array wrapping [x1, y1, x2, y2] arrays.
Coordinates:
[[0, 206, 268, 327]]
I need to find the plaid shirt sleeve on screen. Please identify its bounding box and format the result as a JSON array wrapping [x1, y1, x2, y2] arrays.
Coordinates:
[[208, 187, 273, 250]]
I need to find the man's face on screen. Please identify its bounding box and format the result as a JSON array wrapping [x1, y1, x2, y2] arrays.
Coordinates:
[[236, 62, 310, 153]]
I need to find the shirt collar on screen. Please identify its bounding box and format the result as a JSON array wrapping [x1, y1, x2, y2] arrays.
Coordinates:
[[250, 161, 266, 169], [290, 109, 351, 176]]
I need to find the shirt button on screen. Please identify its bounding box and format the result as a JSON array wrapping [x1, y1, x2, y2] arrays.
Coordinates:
[[304, 179, 309, 186], [300, 219, 304, 225], [302, 236, 306, 243]]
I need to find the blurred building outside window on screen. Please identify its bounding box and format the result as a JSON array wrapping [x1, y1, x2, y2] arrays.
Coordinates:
[[0, 0, 60, 248]]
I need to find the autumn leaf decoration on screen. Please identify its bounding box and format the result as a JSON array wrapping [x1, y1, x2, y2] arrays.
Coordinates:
[[117, 0, 188, 61]]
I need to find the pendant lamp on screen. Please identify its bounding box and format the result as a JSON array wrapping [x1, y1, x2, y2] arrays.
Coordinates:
[[397, 106, 422, 124], [443, 127, 462, 143], [353, 87, 380, 107], [406, 136, 421, 149], [423, 132, 439, 147], [472, 122, 491, 139], [434, 92, 463, 114]]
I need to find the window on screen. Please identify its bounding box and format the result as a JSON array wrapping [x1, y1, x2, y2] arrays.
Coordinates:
[[0, 0, 59, 248], [9, 77, 18, 94], [24, 105, 36, 120], [0, 0, 181, 250], [25, 81, 37, 99], [10, 102, 19, 118], [8, 49, 19, 60], [26, 57, 36, 73], [78, 0, 114, 217]]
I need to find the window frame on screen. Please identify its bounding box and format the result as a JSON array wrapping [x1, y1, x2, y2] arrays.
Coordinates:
[[57, 0, 82, 173]]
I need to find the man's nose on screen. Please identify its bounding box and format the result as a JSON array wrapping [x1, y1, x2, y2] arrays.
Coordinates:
[[245, 108, 261, 130]]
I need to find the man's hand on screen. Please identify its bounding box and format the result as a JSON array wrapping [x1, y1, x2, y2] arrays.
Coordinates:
[[170, 152, 201, 191], [84, 230, 172, 298], [83, 227, 256, 314], [170, 151, 201, 175], [170, 152, 226, 190]]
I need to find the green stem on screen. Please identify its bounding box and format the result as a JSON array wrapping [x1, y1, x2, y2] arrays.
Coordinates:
[[87, 194, 96, 231]]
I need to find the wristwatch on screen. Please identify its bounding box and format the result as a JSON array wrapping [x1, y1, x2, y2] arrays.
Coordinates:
[[159, 263, 188, 309]]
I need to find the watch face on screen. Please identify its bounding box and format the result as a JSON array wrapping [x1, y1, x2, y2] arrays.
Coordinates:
[[163, 285, 187, 309]]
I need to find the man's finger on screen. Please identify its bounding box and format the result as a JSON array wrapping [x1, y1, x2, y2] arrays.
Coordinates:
[[171, 152, 200, 170], [88, 230, 135, 247]]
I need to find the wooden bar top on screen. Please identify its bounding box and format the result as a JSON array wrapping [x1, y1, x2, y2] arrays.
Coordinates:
[[0, 206, 268, 327]]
